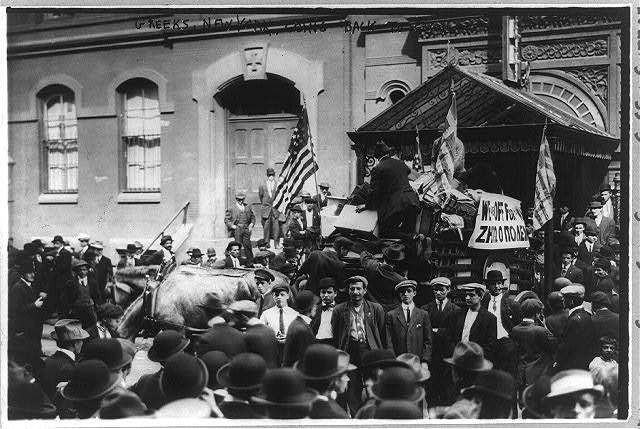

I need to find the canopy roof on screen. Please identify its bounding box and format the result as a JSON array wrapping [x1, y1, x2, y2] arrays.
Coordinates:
[[349, 65, 618, 158]]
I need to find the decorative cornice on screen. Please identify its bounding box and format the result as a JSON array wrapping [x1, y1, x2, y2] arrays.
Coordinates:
[[521, 38, 607, 62], [429, 47, 501, 69], [416, 16, 498, 41], [518, 15, 620, 32]]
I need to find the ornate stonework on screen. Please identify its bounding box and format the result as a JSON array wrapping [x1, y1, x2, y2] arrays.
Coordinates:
[[565, 66, 609, 106], [416, 16, 495, 40], [430, 47, 501, 69], [520, 39, 607, 61], [519, 15, 620, 31]]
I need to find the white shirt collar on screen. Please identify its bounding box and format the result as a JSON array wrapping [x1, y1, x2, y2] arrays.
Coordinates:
[[568, 304, 588, 317], [300, 314, 312, 324], [402, 302, 415, 312], [57, 348, 76, 361]]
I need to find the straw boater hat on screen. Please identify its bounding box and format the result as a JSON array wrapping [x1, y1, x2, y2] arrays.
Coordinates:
[[50, 319, 90, 342], [545, 369, 604, 400]]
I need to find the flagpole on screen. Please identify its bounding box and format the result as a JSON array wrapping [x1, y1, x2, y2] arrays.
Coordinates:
[[540, 120, 554, 298], [303, 96, 321, 207]]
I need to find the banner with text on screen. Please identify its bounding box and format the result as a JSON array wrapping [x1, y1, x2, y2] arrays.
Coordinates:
[[468, 193, 530, 250]]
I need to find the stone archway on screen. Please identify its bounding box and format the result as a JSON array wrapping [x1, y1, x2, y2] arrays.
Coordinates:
[[192, 47, 324, 239], [529, 71, 607, 130]]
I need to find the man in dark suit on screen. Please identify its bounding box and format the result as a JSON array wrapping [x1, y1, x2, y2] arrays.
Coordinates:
[[258, 167, 281, 249], [310, 277, 338, 345], [545, 291, 568, 339], [331, 275, 390, 411], [87, 241, 113, 306], [313, 182, 331, 209], [588, 200, 616, 246], [40, 319, 89, 399], [554, 245, 584, 284], [286, 205, 309, 243], [51, 235, 73, 316], [67, 259, 98, 332], [299, 239, 350, 294], [511, 299, 555, 394], [421, 276, 459, 405], [357, 141, 419, 238], [282, 290, 319, 367], [577, 223, 601, 269], [555, 284, 597, 371], [117, 243, 142, 269], [360, 243, 406, 312], [590, 291, 619, 342], [385, 280, 432, 363], [481, 270, 521, 378], [225, 191, 255, 264], [223, 241, 246, 269], [216, 353, 266, 418], [146, 235, 175, 267], [448, 283, 497, 363], [554, 205, 575, 232]]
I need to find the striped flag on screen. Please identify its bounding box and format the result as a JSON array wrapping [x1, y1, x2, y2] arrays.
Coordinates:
[[272, 104, 318, 214], [532, 126, 556, 230]]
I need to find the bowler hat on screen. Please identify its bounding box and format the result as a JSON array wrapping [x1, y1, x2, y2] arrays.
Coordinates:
[[397, 353, 431, 382], [126, 243, 137, 253], [31, 239, 45, 248], [254, 268, 275, 282], [52, 235, 65, 244], [295, 344, 356, 381], [160, 235, 173, 245], [266, 167, 275, 175], [429, 276, 452, 288], [345, 275, 368, 288], [395, 279, 417, 292], [596, 245, 615, 260], [251, 368, 317, 407], [599, 184, 612, 192], [217, 352, 267, 391], [485, 270, 505, 283], [15, 254, 35, 275], [382, 243, 406, 263], [147, 330, 190, 363], [99, 390, 151, 419], [319, 182, 330, 189], [134, 241, 143, 249], [82, 338, 133, 371], [374, 400, 422, 419], [585, 224, 598, 236], [443, 341, 493, 372], [318, 277, 336, 290], [195, 325, 246, 357], [50, 319, 90, 342], [206, 247, 216, 256], [235, 191, 246, 200], [200, 351, 230, 390], [371, 367, 425, 402], [161, 353, 209, 400], [188, 248, 203, 258], [461, 369, 515, 401], [295, 290, 319, 314], [71, 258, 89, 270], [588, 201, 603, 209], [545, 369, 604, 399], [97, 303, 124, 320], [374, 140, 393, 158], [61, 359, 120, 401]]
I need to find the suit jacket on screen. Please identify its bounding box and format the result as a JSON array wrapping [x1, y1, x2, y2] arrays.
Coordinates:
[[422, 299, 459, 358], [40, 351, 75, 400], [219, 400, 262, 419], [92, 256, 113, 304], [287, 217, 307, 241], [555, 308, 597, 371], [146, 249, 174, 266], [223, 255, 245, 269], [299, 250, 346, 293], [255, 293, 276, 318], [385, 305, 433, 362], [554, 213, 575, 231], [554, 264, 584, 284], [545, 310, 569, 339], [310, 397, 348, 419], [360, 250, 403, 312], [130, 369, 167, 410], [66, 276, 97, 308], [511, 320, 555, 385], [481, 293, 522, 336], [244, 324, 280, 369], [225, 203, 256, 236], [592, 308, 619, 341], [577, 240, 602, 268], [8, 277, 45, 339], [331, 300, 390, 352], [258, 180, 279, 219], [282, 316, 315, 367], [596, 216, 616, 245], [449, 307, 498, 362], [365, 156, 419, 223]]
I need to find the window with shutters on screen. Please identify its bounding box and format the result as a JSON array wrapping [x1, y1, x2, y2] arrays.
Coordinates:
[[39, 85, 78, 193], [117, 78, 161, 192]]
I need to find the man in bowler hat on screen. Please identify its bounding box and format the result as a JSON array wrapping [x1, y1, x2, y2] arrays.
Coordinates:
[[225, 191, 255, 264], [217, 352, 267, 418], [51, 235, 73, 316], [360, 243, 407, 312]]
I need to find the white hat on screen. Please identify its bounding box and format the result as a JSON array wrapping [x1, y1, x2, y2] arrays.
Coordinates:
[[90, 241, 104, 250], [560, 284, 585, 297], [77, 233, 90, 241], [546, 369, 604, 399]]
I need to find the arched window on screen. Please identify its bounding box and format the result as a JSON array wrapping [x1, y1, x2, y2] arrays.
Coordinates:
[[38, 85, 78, 193], [377, 80, 411, 108], [117, 78, 161, 192]]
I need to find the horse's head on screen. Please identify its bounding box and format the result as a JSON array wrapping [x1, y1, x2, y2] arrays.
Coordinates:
[[117, 294, 144, 341]]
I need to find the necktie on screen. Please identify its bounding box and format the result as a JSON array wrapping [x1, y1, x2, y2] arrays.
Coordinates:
[[492, 297, 497, 311], [406, 307, 411, 323], [562, 265, 568, 277], [438, 301, 443, 312], [257, 295, 264, 317], [279, 308, 285, 334], [322, 303, 334, 311]]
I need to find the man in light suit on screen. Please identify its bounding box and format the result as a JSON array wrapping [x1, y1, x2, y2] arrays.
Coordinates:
[[588, 200, 616, 246], [225, 191, 255, 264], [385, 279, 432, 362], [313, 182, 331, 209], [258, 167, 281, 249]]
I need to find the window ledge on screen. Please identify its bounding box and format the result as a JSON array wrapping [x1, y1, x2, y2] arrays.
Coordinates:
[[117, 192, 161, 204], [38, 193, 78, 204]]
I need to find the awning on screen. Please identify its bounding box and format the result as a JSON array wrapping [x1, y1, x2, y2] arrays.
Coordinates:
[[348, 65, 619, 159]]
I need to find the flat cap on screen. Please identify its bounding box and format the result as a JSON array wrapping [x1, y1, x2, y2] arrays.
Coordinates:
[[228, 300, 258, 316], [560, 284, 585, 297], [235, 191, 246, 199], [458, 282, 487, 293], [319, 182, 330, 189], [395, 279, 417, 292], [345, 275, 368, 288], [429, 277, 451, 287]]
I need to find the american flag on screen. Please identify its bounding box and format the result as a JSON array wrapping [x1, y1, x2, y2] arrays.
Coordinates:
[[532, 126, 556, 230], [428, 84, 465, 206], [272, 104, 318, 214]]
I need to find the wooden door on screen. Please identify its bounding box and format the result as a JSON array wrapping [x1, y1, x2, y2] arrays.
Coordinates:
[[227, 114, 298, 220]]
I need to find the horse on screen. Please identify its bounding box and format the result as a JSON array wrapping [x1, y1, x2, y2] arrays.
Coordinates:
[[107, 265, 160, 309], [116, 265, 289, 340]]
